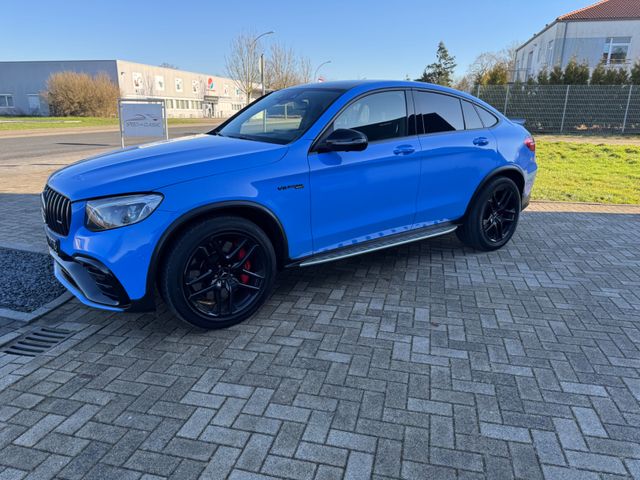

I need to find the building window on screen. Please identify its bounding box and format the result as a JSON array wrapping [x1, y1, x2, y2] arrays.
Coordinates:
[[603, 37, 631, 65], [166, 99, 173, 109], [546, 40, 554, 66], [155, 75, 165, 92], [536, 44, 543, 62], [0, 94, 14, 108]]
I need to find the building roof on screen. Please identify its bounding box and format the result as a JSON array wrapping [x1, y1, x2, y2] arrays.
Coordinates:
[[558, 0, 640, 21]]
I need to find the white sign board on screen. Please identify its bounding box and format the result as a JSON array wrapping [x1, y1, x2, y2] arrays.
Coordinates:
[[118, 99, 168, 148], [120, 102, 165, 138]]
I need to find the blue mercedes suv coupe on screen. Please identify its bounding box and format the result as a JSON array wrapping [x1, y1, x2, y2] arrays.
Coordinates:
[[43, 80, 537, 329]]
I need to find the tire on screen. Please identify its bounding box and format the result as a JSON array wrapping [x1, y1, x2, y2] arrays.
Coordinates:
[[160, 216, 277, 330], [456, 176, 522, 251]]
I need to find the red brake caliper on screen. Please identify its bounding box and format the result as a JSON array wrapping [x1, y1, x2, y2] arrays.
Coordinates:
[[237, 248, 251, 284]]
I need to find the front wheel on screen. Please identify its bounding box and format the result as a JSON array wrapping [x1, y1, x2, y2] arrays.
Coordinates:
[[160, 216, 277, 330], [456, 177, 522, 251]]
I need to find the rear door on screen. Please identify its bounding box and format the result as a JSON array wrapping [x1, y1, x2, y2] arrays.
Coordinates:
[[412, 90, 502, 227], [308, 90, 420, 253]]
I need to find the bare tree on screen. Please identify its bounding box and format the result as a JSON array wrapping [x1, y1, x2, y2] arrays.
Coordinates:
[[225, 32, 261, 104], [159, 62, 179, 69], [298, 55, 313, 84], [467, 52, 502, 85], [264, 43, 300, 90]]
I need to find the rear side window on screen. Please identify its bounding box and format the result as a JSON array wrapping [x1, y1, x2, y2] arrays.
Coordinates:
[[414, 91, 464, 134], [462, 101, 484, 130], [333, 90, 407, 142], [476, 106, 499, 128]]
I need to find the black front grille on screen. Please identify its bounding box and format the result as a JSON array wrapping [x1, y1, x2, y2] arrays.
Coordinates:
[[42, 186, 72, 236]]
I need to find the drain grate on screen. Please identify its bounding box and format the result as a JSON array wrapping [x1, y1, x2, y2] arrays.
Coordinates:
[[3, 327, 73, 357]]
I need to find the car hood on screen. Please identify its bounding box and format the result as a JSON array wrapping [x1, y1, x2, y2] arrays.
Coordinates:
[[48, 134, 288, 201]]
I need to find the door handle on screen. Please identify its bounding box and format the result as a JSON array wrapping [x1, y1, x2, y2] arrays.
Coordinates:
[[393, 145, 416, 155], [473, 137, 489, 147]]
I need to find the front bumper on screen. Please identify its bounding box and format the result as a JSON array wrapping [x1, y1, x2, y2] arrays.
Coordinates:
[[46, 201, 178, 313], [52, 250, 130, 311]]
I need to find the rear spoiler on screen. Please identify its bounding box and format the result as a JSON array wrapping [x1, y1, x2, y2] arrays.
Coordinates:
[[510, 118, 526, 126]]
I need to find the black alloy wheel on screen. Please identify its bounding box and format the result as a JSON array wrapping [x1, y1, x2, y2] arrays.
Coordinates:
[[480, 185, 519, 244], [182, 233, 266, 318], [456, 176, 522, 251], [160, 217, 276, 329]]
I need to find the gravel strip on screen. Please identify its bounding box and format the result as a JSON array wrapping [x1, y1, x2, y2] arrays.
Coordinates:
[[0, 247, 66, 312]]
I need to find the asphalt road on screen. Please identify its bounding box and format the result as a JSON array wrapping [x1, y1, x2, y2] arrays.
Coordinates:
[[0, 125, 215, 167]]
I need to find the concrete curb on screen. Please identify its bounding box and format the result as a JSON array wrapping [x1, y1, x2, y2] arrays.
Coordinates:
[[0, 292, 73, 324], [528, 201, 640, 214]]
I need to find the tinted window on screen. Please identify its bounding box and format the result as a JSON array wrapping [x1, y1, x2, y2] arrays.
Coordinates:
[[415, 92, 464, 134], [462, 101, 484, 130], [333, 91, 407, 142], [218, 88, 345, 144], [477, 106, 499, 128]]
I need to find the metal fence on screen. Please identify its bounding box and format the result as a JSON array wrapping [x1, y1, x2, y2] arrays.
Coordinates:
[[475, 84, 640, 135]]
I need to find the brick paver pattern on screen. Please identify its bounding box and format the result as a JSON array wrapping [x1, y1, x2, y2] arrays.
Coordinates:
[[0, 211, 639, 479]]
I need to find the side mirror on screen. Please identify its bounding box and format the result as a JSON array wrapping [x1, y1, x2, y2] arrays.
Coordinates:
[[319, 128, 368, 153]]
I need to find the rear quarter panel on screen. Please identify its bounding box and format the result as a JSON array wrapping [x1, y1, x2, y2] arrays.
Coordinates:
[[492, 122, 538, 199]]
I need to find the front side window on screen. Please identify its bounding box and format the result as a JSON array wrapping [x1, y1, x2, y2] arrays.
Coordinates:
[[332, 90, 407, 142], [415, 91, 464, 134], [603, 37, 631, 64], [216, 88, 345, 145]]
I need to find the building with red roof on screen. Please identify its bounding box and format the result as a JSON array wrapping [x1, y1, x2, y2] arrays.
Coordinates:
[[514, 0, 640, 81]]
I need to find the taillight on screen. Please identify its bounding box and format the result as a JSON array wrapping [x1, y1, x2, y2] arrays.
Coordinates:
[[524, 137, 536, 152]]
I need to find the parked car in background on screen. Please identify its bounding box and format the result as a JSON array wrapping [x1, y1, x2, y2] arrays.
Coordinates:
[[42, 80, 537, 329]]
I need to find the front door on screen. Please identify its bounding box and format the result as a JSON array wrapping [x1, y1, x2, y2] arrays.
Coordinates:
[[308, 90, 420, 253]]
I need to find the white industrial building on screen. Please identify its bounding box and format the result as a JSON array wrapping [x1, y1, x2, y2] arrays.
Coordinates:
[[513, 0, 640, 81], [0, 60, 249, 118]]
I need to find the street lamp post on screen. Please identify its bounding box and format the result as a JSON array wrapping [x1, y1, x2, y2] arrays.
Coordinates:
[[314, 60, 332, 82], [251, 31, 274, 97]]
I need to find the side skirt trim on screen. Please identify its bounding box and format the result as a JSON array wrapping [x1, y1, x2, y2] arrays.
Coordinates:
[[292, 223, 458, 268]]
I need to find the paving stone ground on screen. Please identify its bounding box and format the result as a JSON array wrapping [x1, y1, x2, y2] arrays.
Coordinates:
[[0, 210, 639, 479]]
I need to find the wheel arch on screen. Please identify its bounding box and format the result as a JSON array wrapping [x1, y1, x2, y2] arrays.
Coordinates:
[[147, 201, 289, 300], [462, 166, 525, 220]]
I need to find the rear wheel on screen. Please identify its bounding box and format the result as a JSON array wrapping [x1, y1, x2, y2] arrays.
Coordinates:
[[457, 177, 521, 251], [160, 216, 276, 330]]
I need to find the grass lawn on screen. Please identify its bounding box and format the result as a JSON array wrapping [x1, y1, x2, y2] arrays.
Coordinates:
[[533, 140, 640, 204], [0, 116, 215, 131]]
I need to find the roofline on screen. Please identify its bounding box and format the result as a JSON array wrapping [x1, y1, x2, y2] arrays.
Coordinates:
[[0, 59, 117, 64], [0, 59, 229, 81], [515, 20, 561, 53], [558, 0, 608, 20], [114, 59, 226, 80], [516, 10, 640, 53]]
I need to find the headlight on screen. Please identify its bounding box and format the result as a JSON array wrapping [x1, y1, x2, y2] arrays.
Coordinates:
[[85, 193, 163, 231]]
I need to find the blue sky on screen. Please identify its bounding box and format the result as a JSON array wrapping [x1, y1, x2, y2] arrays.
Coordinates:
[[1, 0, 589, 80]]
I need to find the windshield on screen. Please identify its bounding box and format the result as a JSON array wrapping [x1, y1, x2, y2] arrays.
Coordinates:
[[214, 88, 345, 145]]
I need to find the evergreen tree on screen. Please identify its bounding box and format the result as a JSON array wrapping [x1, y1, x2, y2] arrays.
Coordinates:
[[549, 66, 564, 85], [631, 61, 640, 84], [615, 68, 630, 85], [590, 63, 608, 85], [604, 68, 619, 84], [563, 59, 590, 85], [416, 41, 457, 87], [537, 69, 550, 85]]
